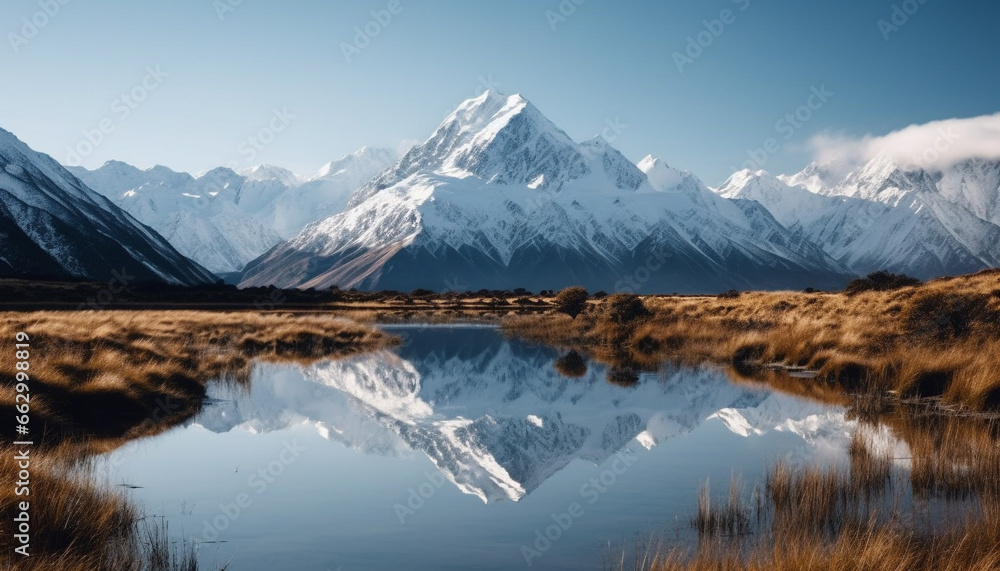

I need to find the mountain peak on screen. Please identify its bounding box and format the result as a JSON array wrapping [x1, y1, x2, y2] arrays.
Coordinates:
[[637, 155, 660, 169], [638, 154, 686, 192], [779, 160, 850, 194], [240, 164, 303, 186], [315, 147, 397, 180], [717, 169, 786, 201], [100, 159, 140, 170], [347, 90, 589, 206]]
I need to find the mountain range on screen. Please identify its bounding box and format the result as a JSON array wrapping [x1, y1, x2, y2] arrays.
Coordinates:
[[3, 90, 998, 291], [68, 146, 397, 275], [239, 91, 853, 293], [718, 156, 1000, 278], [0, 128, 214, 285]]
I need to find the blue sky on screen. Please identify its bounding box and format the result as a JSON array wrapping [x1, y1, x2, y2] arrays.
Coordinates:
[[2, 0, 998, 185]]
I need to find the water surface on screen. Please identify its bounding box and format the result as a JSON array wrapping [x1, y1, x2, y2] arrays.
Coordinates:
[[100, 325, 854, 570]]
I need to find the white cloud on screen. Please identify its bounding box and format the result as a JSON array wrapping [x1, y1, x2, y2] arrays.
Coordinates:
[[808, 112, 1000, 170]]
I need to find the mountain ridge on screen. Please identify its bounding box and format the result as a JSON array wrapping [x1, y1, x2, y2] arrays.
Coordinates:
[[240, 91, 854, 293], [0, 127, 215, 285]]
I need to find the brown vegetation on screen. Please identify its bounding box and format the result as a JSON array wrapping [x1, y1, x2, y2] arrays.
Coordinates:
[[642, 406, 1000, 571], [504, 269, 1000, 411], [0, 310, 392, 570], [554, 287, 589, 319]]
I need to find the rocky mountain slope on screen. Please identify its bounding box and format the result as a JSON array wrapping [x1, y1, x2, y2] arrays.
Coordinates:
[[0, 128, 215, 285]]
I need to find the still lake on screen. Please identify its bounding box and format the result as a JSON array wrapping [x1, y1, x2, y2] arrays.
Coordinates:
[[97, 325, 857, 570]]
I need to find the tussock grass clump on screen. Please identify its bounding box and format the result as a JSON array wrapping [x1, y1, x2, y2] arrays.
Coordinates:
[[554, 287, 589, 319], [845, 270, 922, 295], [0, 443, 139, 569]]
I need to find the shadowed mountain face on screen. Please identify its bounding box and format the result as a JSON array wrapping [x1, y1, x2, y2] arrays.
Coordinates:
[[196, 326, 851, 504], [0, 128, 215, 284], [240, 91, 854, 293]]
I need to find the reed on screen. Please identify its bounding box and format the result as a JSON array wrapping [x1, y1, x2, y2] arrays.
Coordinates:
[[647, 406, 1000, 571]]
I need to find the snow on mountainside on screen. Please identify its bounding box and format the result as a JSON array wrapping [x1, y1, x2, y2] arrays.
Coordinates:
[[195, 327, 850, 503], [0, 128, 214, 284], [239, 164, 304, 187], [261, 146, 397, 237], [718, 156, 1000, 279], [70, 162, 284, 274], [69, 147, 396, 274], [347, 92, 597, 208], [241, 91, 853, 293]]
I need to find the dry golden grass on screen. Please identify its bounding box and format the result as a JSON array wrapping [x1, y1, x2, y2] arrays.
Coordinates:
[[0, 443, 141, 571], [0, 309, 392, 570], [0, 310, 393, 450], [505, 270, 1000, 410], [646, 414, 1000, 571]]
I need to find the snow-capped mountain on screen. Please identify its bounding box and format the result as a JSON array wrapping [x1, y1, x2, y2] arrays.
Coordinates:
[[196, 326, 850, 503], [0, 128, 214, 284], [239, 164, 304, 187], [718, 155, 1000, 278], [70, 162, 284, 275], [69, 147, 397, 274], [259, 146, 397, 238], [240, 91, 853, 293]]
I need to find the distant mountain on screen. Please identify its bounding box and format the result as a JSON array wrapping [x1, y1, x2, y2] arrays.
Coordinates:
[[717, 155, 1000, 278], [0, 128, 214, 285], [69, 147, 397, 274], [69, 161, 285, 275], [196, 327, 850, 504], [259, 146, 398, 238], [240, 91, 853, 293]]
